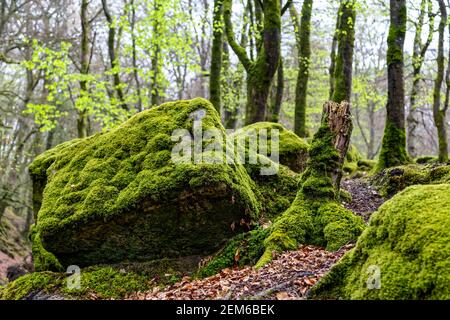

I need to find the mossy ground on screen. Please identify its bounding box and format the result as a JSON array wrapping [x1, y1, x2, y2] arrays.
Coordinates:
[[29, 98, 260, 270], [310, 184, 450, 300], [371, 163, 450, 198], [0, 254, 201, 300]]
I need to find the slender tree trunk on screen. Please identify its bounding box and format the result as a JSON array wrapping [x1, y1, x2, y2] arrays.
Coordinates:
[[434, 0, 449, 162], [331, 0, 356, 103], [377, 0, 409, 170], [223, 42, 241, 129], [150, 0, 162, 107], [102, 0, 128, 111], [329, 1, 341, 100], [210, 0, 224, 112], [78, 0, 90, 138], [291, 0, 313, 137], [130, 0, 143, 112], [267, 58, 284, 122], [407, 0, 434, 157], [224, 0, 281, 125]]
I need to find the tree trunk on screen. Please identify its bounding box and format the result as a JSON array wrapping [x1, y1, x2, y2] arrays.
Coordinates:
[[267, 58, 284, 122], [322, 101, 353, 195], [434, 0, 449, 162], [329, 2, 340, 100], [78, 0, 90, 138], [291, 0, 313, 137], [331, 0, 356, 103], [130, 0, 143, 112], [102, 0, 128, 111], [407, 0, 434, 158], [210, 0, 224, 112], [224, 0, 281, 125], [223, 42, 240, 129], [377, 0, 408, 170]]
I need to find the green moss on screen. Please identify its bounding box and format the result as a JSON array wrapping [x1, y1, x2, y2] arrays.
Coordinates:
[[371, 163, 450, 198], [311, 184, 450, 300], [232, 122, 309, 173], [30, 226, 63, 272], [0, 264, 154, 300], [343, 145, 362, 175], [255, 197, 364, 268], [62, 266, 150, 299], [255, 114, 364, 268], [377, 119, 409, 172], [0, 272, 62, 300], [415, 156, 439, 164], [250, 165, 300, 221], [339, 189, 352, 203], [198, 108, 364, 273], [196, 228, 269, 278], [30, 98, 260, 269]]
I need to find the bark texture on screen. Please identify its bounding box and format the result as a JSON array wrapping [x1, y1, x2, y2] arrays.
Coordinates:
[[378, 0, 409, 170]]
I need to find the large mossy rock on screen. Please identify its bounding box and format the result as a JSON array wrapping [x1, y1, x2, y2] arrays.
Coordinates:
[[233, 122, 309, 173], [29, 98, 260, 270], [371, 163, 450, 198], [310, 184, 450, 300]]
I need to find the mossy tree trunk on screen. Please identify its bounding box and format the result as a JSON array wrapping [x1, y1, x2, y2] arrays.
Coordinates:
[[199, 101, 363, 275], [407, 0, 434, 158], [331, 0, 356, 104], [78, 0, 90, 138], [302, 101, 353, 198], [329, 3, 340, 101], [223, 0, 283, 125], [255, 101, 361, 268], [266, 58, 284, 122], [377, 0, 409, 170], [101, 0, 128, 111], [433, 0, 449, 163], [291, 0, 313, 138], [210, 0, 224, 112]]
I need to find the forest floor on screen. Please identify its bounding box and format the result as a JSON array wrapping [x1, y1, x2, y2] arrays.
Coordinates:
[[129, 178, 385, 300]]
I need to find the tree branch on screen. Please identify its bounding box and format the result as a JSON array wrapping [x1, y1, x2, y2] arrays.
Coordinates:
[[223, 0, 252, 71]]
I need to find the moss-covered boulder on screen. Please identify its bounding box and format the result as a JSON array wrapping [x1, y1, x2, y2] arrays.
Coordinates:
[[29, 98, 260, 270], [233, 122, 309, 173], [310, 184, 450, 300], [371, 163, 450, 198]]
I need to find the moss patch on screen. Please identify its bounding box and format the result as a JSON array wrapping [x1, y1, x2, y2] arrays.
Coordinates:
[[0, 264, 154, 300], [29, 98, 260, 270], [371, 163, 450, 198], [232, 122, 309, 173], [310, 184, 450, 300]]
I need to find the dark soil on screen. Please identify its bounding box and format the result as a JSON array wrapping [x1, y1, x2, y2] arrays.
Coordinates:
[[341, 178, 385, 222]]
